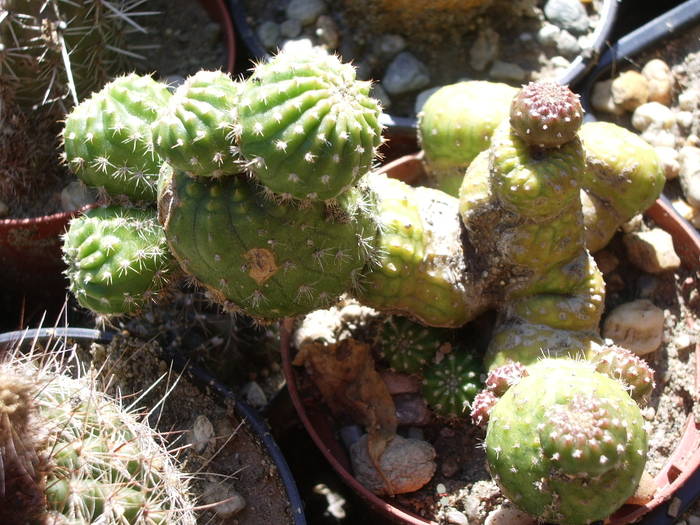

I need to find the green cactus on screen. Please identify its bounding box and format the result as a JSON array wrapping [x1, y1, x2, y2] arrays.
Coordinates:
[[62, 206, 174, 315], [357, 172, 489, 328], [589, 344, 655, 404], [62, 73, 172, 203], [0, 347, 194, 524], [158, 164, 378, 320], [485, 358, 647, 525], [152, 71, 241, 177], [378, 316, 450, 374], [236, 46, 383, 201], [578, 121, 665, 252], [0, 0, 149, 112], [421, 348, 482, 419], [418, 81, 517, 197]]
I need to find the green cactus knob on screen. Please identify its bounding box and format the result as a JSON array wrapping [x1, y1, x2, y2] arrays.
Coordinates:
[[378, 316, 450, 374], [418, 81, 517, 197], [236, 47, 383, 201], [62, 206, 174, 315], [509, 81, 583, 148], [158, 165, 378, 320], [62, 74, 172, 203], [579, 121, 665, 252], [422, 349, 482, 419], [153, 70, 241, 177], [485, 358, 648, 525]]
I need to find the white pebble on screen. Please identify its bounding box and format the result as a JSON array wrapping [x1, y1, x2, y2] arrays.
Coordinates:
[[603, 299, 666, 355]]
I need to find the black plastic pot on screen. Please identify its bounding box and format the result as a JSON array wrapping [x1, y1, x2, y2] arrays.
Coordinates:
[[228, 0, 618, 148], [0, 327, 307, 525]]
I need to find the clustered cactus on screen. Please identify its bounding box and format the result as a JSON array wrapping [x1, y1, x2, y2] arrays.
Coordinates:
[[0, 341, 194, 524], [59, 48, 667, 524]]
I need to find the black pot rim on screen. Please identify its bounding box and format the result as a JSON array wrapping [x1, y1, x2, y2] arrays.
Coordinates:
[[0, 327, 307, 525], [228, 0, 618, 138]]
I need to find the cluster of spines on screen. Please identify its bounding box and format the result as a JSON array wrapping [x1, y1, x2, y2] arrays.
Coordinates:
[[471, 362, 528, 427]]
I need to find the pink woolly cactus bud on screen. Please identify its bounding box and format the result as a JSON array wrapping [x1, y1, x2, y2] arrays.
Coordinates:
[[484, 361, 528, 396], [509, 81, 583, 148], [470, 389, 498, 428], [590, 344, 655, 404]]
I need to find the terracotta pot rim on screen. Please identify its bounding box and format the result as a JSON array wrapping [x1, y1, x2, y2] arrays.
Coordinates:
[[281, 154, 700, 525], [0, 204, 94, 229]]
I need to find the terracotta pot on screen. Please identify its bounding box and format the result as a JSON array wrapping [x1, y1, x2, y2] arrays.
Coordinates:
[[280, 154, 700, 525], [0, 0, 237, 328]]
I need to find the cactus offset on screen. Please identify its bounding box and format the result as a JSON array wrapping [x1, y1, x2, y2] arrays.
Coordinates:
[[158, 165, 378, 320], [418, 81, 517, 197], [62, 206, 174, 315], [153, 71, 241, 177], [485, 359, 647, 525], [421, 349, 482, 419], [236, 47, 383, 201], [590, 344, 655, 404], [63, 74, 171, 203], [378, 316, 449, 374]]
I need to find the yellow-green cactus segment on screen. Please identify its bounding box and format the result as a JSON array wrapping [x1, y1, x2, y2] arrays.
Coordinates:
[[35, 366, 194, 524], [580, 189, 625, 253], [508, 253, 605, 331], [62, 206, 174, 315], [579, 121, 665, 224], [63, 74, 172, 203], [418, 81, 517, 197], [153, 70, 241, 177], [484, 321, 602, 371], [158, 165, 377, 320], [489, 121, 584, 220], [237, 47, 383, 201], [357, 173, 487, 328], [485, 359, 647, 525]]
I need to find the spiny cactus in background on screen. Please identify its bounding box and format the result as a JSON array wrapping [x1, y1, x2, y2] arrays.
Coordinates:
[[356, 172, 489, 327], [0, 0, 150, 112], [63, 206, 174, 315], [485, 359, 648, 525], [418, 81, 517, 197], [62, 73, 172, 203], [153, 71, 241, 178], [377, 316, 449, 374], [579, 121, 665, 252], [0, 342, 194, 524], [421, 349, 481, 419], [236, 47, 383, 201], [158, 165, 378, 320]]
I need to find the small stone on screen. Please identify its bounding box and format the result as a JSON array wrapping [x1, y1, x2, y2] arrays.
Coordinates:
[[677, 110, 694, 129], [339, 425, 363, 449], [544, 0, 590, 34], [281, 37, 314, 54], [370, 84, 391, 109], [470, 28, 499, 72], [642, 128, 678, 149], [603, 299, 665, 355], [61, 181, 96, 212], [380, 369, 420, 394], [631, 102, 675, 132], [394, 394, 432, 426], [555, 29, 581, 57], [679, 88, 700, 111], [383, 52, 431, 95], [654, 146, 680, 180], [0, 200, 8, 217], [374, 34, 406, 58], [621, 214, 643, 233], [286, 0, 326, 25], [591, 79, 623, 115], [257, 21, 280, 50], [485, 504, 536, 525], [191, 414, 214, 453], [350, 434, 436, 495], [414, 86, 441, 114], [280, 19, 302, 39], [315, 15, 339, 48], [537, 23, 560, 46], [679, 146, 700, 207], [446, 509, 470, 524], [549, 55, 571, 69], [488, 61, 527, 82], [623, 228, 681, 274], [641, 59, 674, 106], [202, 482, 246, 518], [242, 381, 267, 408], [672, 198, 700, 229], [611, 71, 649, 111]]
